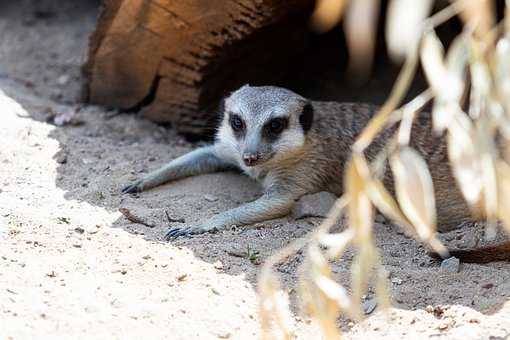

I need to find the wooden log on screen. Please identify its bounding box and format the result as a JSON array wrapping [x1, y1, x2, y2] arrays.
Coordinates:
[[83, 0, 315, 135]]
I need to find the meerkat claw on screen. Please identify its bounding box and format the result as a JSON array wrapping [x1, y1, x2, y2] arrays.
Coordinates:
[[121, 183, 141, 194], [164, 227, 192, 240]]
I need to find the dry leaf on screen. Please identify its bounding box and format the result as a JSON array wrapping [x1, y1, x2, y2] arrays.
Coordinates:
[[496, 160, 510, 233], [421, 31, 447, 95], [390, 147, 436, 240], [386, 0, 433, 61], [375, 265, 390, 311], [350, 240, 376, 318], [258, 270, 293, 340], [306, 245, 344, 338], [343, 0, 380, 78], [319, 229, 355, 260], [345, 156, 377, 315], [398, 90, 433, 145], [447, 113, 483, 208], [453, 0, 495, 38], [310, 0, 348, 33], [431, 101, 461, 134], [366, 177, 414, 234], [495, 37, 510, 113], [346, 155, 374, 242], [421, 30, 467, 133], [470, 60, 492, 99], [445, 38, 468, 96]]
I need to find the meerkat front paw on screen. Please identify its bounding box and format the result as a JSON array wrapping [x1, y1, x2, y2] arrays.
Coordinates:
[[164, 224, 216, 240], [121, 179, 144, 194]]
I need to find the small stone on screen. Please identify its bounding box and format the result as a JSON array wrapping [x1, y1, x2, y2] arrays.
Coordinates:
[[438, 322, 449, 330], [56, 153, 67, 164], [74, 227, 85, 234], [214, 330, 231, 339], [57, 74, 70, 86], [482, 283, 494, 289], [431, 305, 445, 318], [291, 191, 337, 219], [425, 305, 434, 313], [362, 298, 377, 315], [391, 277, 403, 285], [204, 195, 219, 202], [177, 274, 187, 282], [213, 260, 223, 270], [440, 257, 460, 273], [110, 299, 123, 308], [375, 213, 386, 223]]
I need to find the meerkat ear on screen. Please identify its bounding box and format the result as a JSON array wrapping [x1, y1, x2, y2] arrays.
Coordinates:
[[299, 102, 314, 133]]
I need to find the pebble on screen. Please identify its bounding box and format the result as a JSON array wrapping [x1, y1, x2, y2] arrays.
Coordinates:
[[291, 191, 337, 219], [213, 330, 231, 339], [438, 322, 449, 330], [440, 257, 460, 273], [391, 277, 403, 285], [363, 298, 377, 315], [57, 74, 70, 86], [56, 153, 67, 164], [204, 195, 219, 202], [213, 260, 223, 270], [375, 213, 386, 223]]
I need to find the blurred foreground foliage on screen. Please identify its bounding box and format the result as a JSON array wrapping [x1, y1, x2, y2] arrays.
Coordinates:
[[258, 0, 510, 338]]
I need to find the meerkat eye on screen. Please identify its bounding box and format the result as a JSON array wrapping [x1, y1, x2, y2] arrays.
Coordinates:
[[267, 117, 287, 135], [229, 114, 244, 132]]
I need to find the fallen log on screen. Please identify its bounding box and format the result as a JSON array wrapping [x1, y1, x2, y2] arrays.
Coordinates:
[[83, 0, 315, 136]]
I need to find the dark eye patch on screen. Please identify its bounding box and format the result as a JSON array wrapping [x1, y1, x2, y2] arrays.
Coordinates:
[[229, 113, 245, 136], [263, 117, 288, 140]]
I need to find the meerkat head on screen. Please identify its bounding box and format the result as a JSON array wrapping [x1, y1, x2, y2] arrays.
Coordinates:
[[217, 85, 314, 168]]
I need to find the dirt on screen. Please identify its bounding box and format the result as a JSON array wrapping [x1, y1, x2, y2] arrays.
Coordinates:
[[1, 1, 510, 339]]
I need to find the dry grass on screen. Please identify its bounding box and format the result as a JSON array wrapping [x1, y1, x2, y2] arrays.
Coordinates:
[[259, 0, 510, 338]]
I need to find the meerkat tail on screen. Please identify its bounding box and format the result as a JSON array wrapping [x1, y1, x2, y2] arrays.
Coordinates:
[[428, 241, 510, 263]]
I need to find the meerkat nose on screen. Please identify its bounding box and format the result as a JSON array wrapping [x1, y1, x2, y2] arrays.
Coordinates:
[[242, 153, 260, 166]]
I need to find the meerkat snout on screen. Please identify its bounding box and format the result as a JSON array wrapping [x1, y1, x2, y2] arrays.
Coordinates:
[[242, 152, 260, 166]]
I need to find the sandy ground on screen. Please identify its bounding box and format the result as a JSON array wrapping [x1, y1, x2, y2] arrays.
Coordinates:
[[1, 1, 510, 339]]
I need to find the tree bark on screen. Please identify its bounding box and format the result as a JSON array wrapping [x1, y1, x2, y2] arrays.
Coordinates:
[[83, 0, 315, 135]]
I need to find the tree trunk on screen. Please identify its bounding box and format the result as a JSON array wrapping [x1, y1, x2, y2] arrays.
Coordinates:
[[83, 0, 315, 136]]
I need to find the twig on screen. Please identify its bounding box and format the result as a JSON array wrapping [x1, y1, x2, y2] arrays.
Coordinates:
[[226, 249, 246, 258], [119, 208, 155, 228]]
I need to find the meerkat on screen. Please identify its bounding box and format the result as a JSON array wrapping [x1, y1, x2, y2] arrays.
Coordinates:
[[122, 85, 510, 262]]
